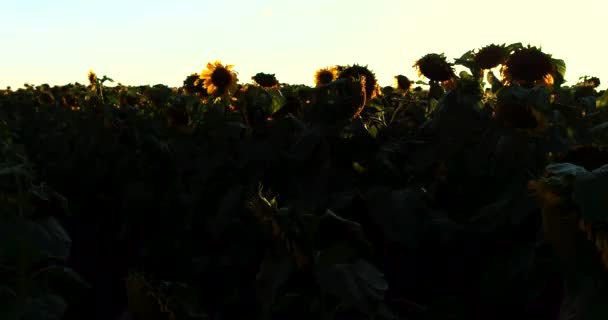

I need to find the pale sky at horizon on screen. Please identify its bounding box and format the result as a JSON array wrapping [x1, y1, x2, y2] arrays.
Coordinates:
[[1, 0, 606, 89]]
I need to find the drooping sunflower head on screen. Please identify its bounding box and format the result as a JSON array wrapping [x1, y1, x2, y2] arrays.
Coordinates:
[[314, 67, 338, 87], [494, 87, 548, 134], [394, 75, 412, 91], [37, 91, 55, 105], [337, 64, 379, 100], [578, 76, 601, 88], [575, 76, 601, 99], [501, 46, 554, 86], [200, 60, 239, 96], [413, 53, 455, 82], [252, 72, 279, 88], [474, 44, 510, 70], [530, 157, 608, 271], [87, 70, 98, 86]]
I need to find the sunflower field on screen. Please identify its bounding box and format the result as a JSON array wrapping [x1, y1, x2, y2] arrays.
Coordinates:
[[2, 43, 608, 320]]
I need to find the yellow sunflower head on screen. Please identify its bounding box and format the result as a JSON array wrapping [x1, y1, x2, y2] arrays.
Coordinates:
[[500, 46, 554, 87], [413, 53, 455, 82], [200, 60, 239, 96], [474, 44, 510, 70], [314, 67, 338, 87]]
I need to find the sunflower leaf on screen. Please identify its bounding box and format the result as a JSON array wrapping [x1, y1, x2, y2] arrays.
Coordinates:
[[573, 164, 608, 223]]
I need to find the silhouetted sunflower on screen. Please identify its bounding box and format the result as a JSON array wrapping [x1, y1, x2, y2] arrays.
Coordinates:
[[494, 88, 548, 135], [501, 46, 554, 86], [394, 75, 412, 91], [252, 72, 279, 88], [575, 76, 601, 98], [413, 53, 455, 82], [337, 64, 379, 101], [200, 60, 239, 96], [182, 73, 208, 96], [474, 44, 510, 69], [314, 67, 338, 86]]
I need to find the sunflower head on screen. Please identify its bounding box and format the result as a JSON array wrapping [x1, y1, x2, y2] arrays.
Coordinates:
[[37, 91, 55, 105], [252, 72, 279, 88], [87, 70, 98, 86], [314, 67, 338, 87], [495, 87, 548, 134], [200, 60, 239, 96], [394, 75, 412, 91], [413, 53, 455, 82], [501, 46, 554, 86], [337, 64, 379, 101], [529, 157, 608, 271], [578, 76, 601, 88], [182, 73, 208, 96], [474, 44, 510, 70]]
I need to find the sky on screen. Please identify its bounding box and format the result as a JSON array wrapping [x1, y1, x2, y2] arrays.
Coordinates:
[[1, 0, 606, 89]]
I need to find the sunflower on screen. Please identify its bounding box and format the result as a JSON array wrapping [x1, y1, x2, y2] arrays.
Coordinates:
[[413, 53, 455, 82], [87, 70, 98, 87], [252, 72, 279, 88], [182, 73, 208, 96], [337, 64, 380, 101], [500, 46, 554, 87], [314, 67, 338, 86], [394, 75, 412, 91], [575, 76, 601, 99], [200, 60, 239, 96], [474, 44, 510, 70], [494, 87, 548, 135], [529, 159, 608, 271]]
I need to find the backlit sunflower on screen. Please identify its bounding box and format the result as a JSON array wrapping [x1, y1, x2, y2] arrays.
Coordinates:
[[183, 73, 208, 96], [87, 70, 98, 87], [500, 46, 554, 87], [394, 75, 412, 91], [200, 60, 239, 96], [575, 76, 601, 98], [337, 64, 380, 101], [413, 53, 455, 82], [474, 44, 510, 70], [314, 67, 338, 86], [494, 86, 548, 136], [252, 72, 279, 88]]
